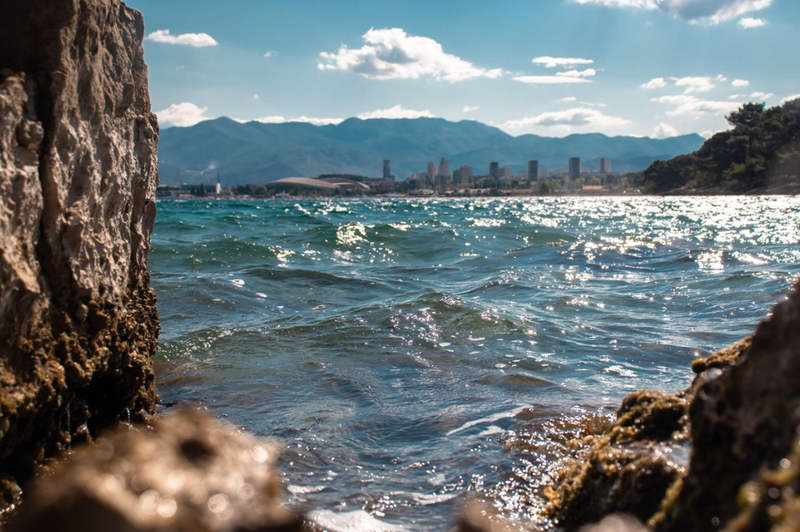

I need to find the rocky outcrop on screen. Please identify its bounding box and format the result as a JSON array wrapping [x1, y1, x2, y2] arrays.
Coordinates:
[[545, 282, 800, 531], [0, 0, 159, 508], [6, 410, 302, 532]]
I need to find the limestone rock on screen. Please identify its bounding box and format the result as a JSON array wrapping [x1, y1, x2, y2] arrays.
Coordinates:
[[0, 0, 159, 507], [6, 409, 302, 532]]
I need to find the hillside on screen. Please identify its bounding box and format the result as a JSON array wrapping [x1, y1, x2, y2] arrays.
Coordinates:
[[157, 117, 704, 186], [643, 99, 800, 193]]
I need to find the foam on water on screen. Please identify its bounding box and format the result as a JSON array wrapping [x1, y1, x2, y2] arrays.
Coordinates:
[[151, 196, 800, 530]]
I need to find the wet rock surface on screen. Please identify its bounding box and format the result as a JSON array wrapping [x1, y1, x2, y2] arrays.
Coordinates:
[[6, 409, 303, 532], [544, 390, 689, 529], [545, 281, 800, 532], [0, 0, 159, 509]]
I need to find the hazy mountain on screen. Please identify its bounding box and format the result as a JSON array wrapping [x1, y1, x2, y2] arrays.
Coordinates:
[[157, 117, 705, 186]]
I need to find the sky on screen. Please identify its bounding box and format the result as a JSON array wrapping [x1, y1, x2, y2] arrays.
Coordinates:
[[124, 0, 800, 139]]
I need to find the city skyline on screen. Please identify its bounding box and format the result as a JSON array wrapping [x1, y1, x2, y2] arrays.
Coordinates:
[[124, 0, 800, 139]]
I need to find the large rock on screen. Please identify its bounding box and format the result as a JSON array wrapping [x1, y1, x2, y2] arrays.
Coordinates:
[[659, 283, 800, 531], [6, 409, 302, 532], [0, 0, 159, 507], [545, 279, 800, 531]]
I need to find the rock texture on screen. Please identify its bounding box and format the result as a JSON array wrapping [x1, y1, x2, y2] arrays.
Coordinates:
[[545, 281, 800, 531], [0, 0, 159, 508], [6, 409, 302, 532]]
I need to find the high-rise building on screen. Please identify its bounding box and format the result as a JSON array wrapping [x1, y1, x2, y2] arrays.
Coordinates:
[[383, 159, 393, 180], [453, 164, 473, 186], [427, 162, 436, 185], [569, 157, 581, 180], [499, 167, 512, 179], [489, 161, 499, 179], [600, 158, 612, 174], [438, 157, 450, 178], [527, 160, 539, 180]]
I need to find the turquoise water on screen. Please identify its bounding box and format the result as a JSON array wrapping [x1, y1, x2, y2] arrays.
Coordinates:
[[150, 196, 800, 531]]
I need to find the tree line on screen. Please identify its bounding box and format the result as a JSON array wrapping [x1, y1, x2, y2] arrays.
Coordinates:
[[643, 98, 800, 193]]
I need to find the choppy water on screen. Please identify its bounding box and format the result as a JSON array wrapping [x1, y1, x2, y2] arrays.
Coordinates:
[[151, 196, 800, 531]]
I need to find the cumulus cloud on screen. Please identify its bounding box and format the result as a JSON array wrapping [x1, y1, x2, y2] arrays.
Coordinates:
[[652, 94, 741, 116], [749, 91, 774, 100], [738, 16, 766, 27], [532, 56, 594, 68], [672, 76, 718, 94], [556, 68, 597, 78], [145, 29, 218, 47], [781, 94, 800, 104], [357, 105, 436, 119], [642, 77, 668, 89], [570, 0, 774, 24], [254, 116, 344, 126], [264, 50, 276, 58], [462, 106, 480, 113], [513, 75, 592, 84], [732, 79, 750, 87], [558, 97, 578, 102], [156, 102, 212, 127], [653, 122, 678, 138], [318, 28, 502, 82], [501, 107, 630, 129]]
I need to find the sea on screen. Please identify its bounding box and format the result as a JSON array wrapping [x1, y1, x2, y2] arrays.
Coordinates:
[[150, 196, 800, 531]]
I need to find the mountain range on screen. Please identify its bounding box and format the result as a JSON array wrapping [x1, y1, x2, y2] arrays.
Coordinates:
[[156, 117, 705, 186]]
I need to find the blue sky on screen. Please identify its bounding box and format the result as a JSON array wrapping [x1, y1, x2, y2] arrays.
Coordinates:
[[125, 0, 800, 138]]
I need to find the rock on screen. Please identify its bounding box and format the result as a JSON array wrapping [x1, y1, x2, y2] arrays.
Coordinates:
[[0, 0, 159, 508], [658, 282, 800, 532], [545, 280, 800, 532], [544, 390, 689, 529], [6, 409, 303, 532]]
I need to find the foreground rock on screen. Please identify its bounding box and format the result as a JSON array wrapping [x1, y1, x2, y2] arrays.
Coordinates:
[[7, 409, 303, 532], [546, 280, 800, 531], [0, 0, 159, 508]]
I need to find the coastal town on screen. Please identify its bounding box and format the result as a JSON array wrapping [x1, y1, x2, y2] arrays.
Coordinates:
[[156, 155, 638, 199]]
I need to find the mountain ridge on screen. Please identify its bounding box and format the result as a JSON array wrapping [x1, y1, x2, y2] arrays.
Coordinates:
[[157, 117, 705, 186]]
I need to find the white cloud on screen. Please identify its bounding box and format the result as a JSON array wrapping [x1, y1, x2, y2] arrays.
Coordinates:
[[532, 56, 594, 68], [652, 94, 741, 117], [357, 105, 436, 120], [145, 29, 218, 48], [513, 75, 592, 85], [462, 106, 480, 113], [253, 94, 259, 100], [729, 94, 745, 99], [570, 0, 774, 24], [264, 50, 276, 58], [156, 102, 211, 127], [318, 28, 502, 82], [556, 68, 597, 78], [642, 77, 668, 89], [781, 94, 800, 104], [732, 79, 750, 87], [749, 91, 774, 100], [738, 16, 766, 27], [501, 107, 630, 129], [254, 116, 345, 126], [653, 122, 678, 138], [672, 76, 717, 94], [558, 97, 578, 102]]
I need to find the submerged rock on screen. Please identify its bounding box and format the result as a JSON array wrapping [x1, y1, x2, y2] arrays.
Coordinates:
[[7, 409, 302, 532], [0, 0, 159, 509]]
